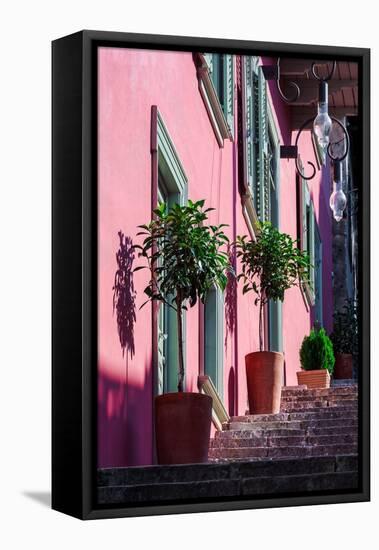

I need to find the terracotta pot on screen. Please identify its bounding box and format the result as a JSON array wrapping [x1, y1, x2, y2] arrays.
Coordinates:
[[245, 351, 284, 414], [155, 392, 212, 465], [333, 353, 353, 379], [297, 369, 331, 389]]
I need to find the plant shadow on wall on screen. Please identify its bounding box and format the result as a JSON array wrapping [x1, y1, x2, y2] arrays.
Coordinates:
[[224, 245, 237, 350], [224, 245, 237, 416], [113, 231, 136, 359]]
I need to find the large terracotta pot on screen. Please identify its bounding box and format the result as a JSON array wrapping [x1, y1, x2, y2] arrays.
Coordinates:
[[333, 353, 353, 379], [155, 392, 212, 465], [245, 351, 284, 414], [297, 369, 330, 389]]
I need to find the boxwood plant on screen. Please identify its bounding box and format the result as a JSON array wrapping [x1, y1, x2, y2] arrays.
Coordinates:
[[300, 327, 335, 375]]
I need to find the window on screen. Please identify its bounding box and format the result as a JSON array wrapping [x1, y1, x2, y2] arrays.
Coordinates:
[[156, 112, 188, 393], [196, 53, 234, 146], [314, 224, 323, 326], [243, 58, 271, 222], [203, 53, 234, 136], [204, 286, 224, 397], [299, 175, 316, 306]]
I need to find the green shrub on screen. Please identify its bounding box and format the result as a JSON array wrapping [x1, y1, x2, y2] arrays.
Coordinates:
[[299, 328, 335, 375]]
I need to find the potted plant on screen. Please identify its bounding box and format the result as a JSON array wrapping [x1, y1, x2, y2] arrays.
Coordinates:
[[330, 299, 358, 379], [298, 327, 335, 388], [235, 222, 309, 414], [135, 199, 230, 464]]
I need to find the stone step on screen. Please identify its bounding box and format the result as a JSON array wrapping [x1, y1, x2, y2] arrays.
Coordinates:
[[211, 434, 358, 449], [228, 418, 358, 432], [331, 379, 357, 387], [98, 455, 357, 487], [240, 471, 358, 495], [282, 384, 357, 395], [230, 408, 358, 424], [98, 471, 358, 504], [281, 397, 357, 406], [97, 455, 358, 504], [281, 392, 358, 400], [209, 444, 357, 460], [280, 403, 357, 413], [216, 424, 357, 439]]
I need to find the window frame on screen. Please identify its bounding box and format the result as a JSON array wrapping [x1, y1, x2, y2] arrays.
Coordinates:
[[204, 285, 224, 399], [157, 111, 188, 393], [299, 173, 316, 307], [197, 53, 234, 147]]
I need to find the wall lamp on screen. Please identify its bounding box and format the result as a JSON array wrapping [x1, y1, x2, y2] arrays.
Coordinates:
[[263, 58, 350, 222]]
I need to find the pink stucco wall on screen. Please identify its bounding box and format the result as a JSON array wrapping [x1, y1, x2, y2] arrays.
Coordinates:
[[98, 48, 333, 467]]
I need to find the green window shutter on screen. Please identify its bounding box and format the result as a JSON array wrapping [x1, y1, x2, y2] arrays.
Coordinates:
[[302, 178, 316, 297], [224, 54, 234, 136], [314, 225, 323, 326], [244, 57, 254, 192], [263, 151, 270, 222], [309, 201, 315, 292], [252, 67, 260, 214], [204, 53, 213, 75], [204, 287, 224, 397], [258, 66, 269, 221], [302, 178, 309, 252]]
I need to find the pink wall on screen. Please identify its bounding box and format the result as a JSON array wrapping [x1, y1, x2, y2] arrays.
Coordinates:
[[98, 49, 333, 467]]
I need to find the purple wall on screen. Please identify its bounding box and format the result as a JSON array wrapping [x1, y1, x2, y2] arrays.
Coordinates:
[[98, 48, 333, 467]]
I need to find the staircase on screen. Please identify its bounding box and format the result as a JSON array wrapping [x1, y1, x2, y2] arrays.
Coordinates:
[[98, 384, 359, 505], [98, 454, 358, 505], [209, 384, 358, 462]]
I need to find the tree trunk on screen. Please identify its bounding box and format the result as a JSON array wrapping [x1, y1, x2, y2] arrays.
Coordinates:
[[176, 292, 184, 392], [259, 300, 264, 352]]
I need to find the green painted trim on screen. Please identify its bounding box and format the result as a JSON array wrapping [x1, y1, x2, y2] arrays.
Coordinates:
[[199, 55, 231, 146], [224, 54, 234, 137], [203, 53, 234, 138], [157, 111, 187, 198], [314, 221, 323, 326], [204, 286, 224, 399], [269, 300, 283, 353], [157, 112, 188, 393], [267, 96, 283, 352], [301, 178, 316, 306]]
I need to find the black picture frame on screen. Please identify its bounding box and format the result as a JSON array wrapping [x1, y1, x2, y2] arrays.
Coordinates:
[[52, 30, 370, 520]]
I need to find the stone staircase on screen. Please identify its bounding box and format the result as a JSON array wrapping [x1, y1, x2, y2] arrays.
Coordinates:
[[98, 454, 358, 505], [98, 383, 359, 505], [209, 384, 358, 462]]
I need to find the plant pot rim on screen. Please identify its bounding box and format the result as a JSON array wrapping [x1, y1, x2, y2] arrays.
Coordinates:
[[246, 351, 284, 359], [335, 352, 353, 357], [155, 391, 211, 403], [297, 369, 330, 375]]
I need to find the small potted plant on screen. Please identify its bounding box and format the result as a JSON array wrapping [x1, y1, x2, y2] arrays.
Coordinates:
[[135, 199, 230, 464], [298, 327, 335, 388], [235, 222, 309, 414], [330, 299, 358, 379]]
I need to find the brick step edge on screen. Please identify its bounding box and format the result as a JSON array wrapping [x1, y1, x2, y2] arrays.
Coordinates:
[[280, 405, 358, 413], [282, 385, 358, 393], [231, 410, 358, 423], [209, 445, 357, 459], [98, 455, 357, 487], [227, 419, 358, 431], [216, 425, 357, 438], [97, 471, 358, 504], [211, 435, 358, 448], [280, 396, 357, 402]]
